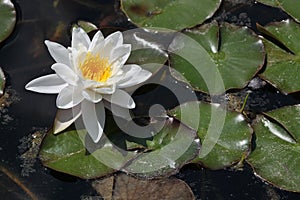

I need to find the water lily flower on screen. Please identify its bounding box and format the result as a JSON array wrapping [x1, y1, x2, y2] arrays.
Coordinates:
[[26, 27, 152, 143]]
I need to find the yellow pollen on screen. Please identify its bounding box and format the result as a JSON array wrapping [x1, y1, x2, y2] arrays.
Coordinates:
[[79, 52, 111, 82]]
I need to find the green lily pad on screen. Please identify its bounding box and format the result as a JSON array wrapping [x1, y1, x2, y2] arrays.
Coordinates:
[[247, 112, 300, 192], [77, 20, 98, 33], [169, 101, 252, 170], [0, 0, 16, 43], [124, 119, 200, 177], [0, 67, 5, 96], [40, 112, 200, 179], [120, 0, 221, 30], [124, 29, 169, 74], [39, 129, 116, 179], [264, 104, 300, 141], [259, 20, 300, 93], [257, 0, 300, 22], [169, 22, 265, 94]]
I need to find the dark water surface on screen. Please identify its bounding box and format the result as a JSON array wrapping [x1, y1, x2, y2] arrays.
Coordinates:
[[1, 0, 300, 199]]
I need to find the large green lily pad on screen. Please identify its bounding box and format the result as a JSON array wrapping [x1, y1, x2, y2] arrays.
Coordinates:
[[124, 29, 169, 74], [39, 129, 117, 179], [40, 113, 200, 179], [121, 0, 221, 30], [257, 0, 300, 22], [169, 101, 252, 170], [169, 22, 265, 94], [247, 110, 300, 192], [0, 0, 16, 43], [259, 20, 300, 93]]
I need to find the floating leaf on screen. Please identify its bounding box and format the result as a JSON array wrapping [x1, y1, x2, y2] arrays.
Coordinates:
[[93, 173, 195, 200], [257, 0, 300, 22], [0, 67, 5, 96], [247, 113, 300, 192], [121, 0, 221, 30], [124, 28, 169, 74], [169, 101, 252, 170], [77, 20, 98, 33], [0, 0, 16, 43], [259, 20, 300, 93], [40, 111, 200, 179], [264, 104, 300, 141], [170, 22, 265, 94], [123, 118, 200, 178], [39, 129, 117, 179]]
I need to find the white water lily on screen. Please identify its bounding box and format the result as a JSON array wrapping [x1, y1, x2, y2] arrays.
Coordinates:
[[26, 27, 152, 143]]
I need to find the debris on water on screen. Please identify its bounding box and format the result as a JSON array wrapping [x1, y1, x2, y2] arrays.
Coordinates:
[[0, 88, 19, 125], [248, 77, 266, 90], [18, 129, 47, 176]]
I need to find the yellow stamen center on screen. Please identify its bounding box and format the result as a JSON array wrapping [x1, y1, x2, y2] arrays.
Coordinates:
[[80, 52, 111, 82]]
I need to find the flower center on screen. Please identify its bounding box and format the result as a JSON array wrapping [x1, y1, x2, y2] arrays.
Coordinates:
[[79, 52, 111, 82]]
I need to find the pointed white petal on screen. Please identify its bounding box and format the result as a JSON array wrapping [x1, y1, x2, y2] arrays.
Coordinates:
[[89, 30, 104, 51], [82, 100, 105, 143], [56, 85, 84, 109], [93, 84, 116, 94], [72, 27, 90, 50], [51, 63, 79, 85], [44, 40, 71, 66], [109, 44, 131, 66], [25, 74, 67, 94], [103, 101, 130, 119], [103, 89, 135, 109], [82, 89, 102, 103], [53, 105, 82, 134], [100, 31, 123, 59], [117, 65, 152, 88]]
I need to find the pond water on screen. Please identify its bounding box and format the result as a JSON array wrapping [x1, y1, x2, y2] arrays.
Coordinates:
[[1, 0, 300, 199]]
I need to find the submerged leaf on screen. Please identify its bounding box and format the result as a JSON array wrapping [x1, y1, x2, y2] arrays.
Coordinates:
[[260, 20, 300, 93], [169, 101, 252, 170], [121, 0, 221, 30], [93, 173, 195, 200], [170, 22, 265, 94], [0, 0, 16, 43], [247, 113, 300, 192]]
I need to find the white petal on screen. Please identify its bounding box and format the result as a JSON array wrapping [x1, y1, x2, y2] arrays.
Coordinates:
[[100, 31, 123, 59], [56, 85, 84, 109], [89, 30, 104, 51], [82, 89, 102, 103], [117, 65, 152, 88], [109, 44, 131, 66], [82, 100, 105, 143], [93, 84, 116, 94], [103, 89, 135, 109], [53, 105, 82, 134], [25, 74, 67, 94], [51, 63, 79, 85], [44, 40, 71, 66], [72, 27, 90, 50], [103, 101, 130, 119]]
